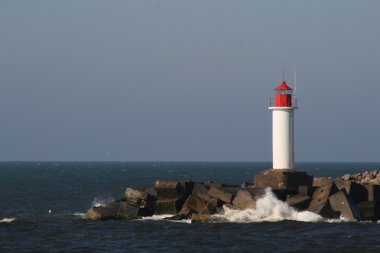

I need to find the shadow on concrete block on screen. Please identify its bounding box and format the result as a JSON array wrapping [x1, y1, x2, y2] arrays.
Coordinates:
[[254, 169, 313, 191]]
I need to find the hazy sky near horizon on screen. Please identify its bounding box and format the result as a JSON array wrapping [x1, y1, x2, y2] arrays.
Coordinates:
[[0, 1, 379, 162]]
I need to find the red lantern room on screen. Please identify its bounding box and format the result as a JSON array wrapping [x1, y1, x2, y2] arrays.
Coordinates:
[[274, 81, 293, 107]]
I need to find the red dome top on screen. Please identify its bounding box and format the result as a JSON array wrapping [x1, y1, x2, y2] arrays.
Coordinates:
[[274, 81, 293, 91]]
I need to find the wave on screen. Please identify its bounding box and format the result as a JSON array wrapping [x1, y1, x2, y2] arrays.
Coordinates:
[[217, 188, 323, 223], [0, 218, 16, 223]]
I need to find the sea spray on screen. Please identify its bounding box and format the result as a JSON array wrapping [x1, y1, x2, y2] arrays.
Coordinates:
[[219, 188, 323, 223], [0, 218, 16, 223], [91, 197, 115, 207]]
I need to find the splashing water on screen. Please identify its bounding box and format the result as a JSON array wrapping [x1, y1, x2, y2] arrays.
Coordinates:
[[219, 188, 323, 223], [72, 212, 86, 218], [91, 197, 114, 207], [0, 218, 16, 223]]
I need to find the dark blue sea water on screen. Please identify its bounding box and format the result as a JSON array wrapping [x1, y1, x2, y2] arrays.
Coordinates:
[[1, 162, 380, 253]]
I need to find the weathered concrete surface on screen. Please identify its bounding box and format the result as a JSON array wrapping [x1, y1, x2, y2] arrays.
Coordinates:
[[356, 201, 380, 220], [334, 179, 367, 203], [309, 182, 338, 208], [154, 195, 187, 215], [192, 183, 212, 202], [208, 187, 234, 204], [179, 180, 195, 195], [313, 177, 333, 187], [298, 186, 314, 197], [124, 188, 151, 208], [180, 194, 207, 214], [232, 189, 256, 210], [328, 190, 363, 221], [84, 206, 116, 220], [363, 184, 380, 202], [286, 195, 311, 210], [154, 180, 181, 196], [307, 201, 340, 219], [108, 201, 141, 219], [201, 198, 220, 214], [145, 188, 158, 198], [254, 169, 313, 191]]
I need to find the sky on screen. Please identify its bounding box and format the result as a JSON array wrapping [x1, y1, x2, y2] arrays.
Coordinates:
[[0, 1, 379, 162]]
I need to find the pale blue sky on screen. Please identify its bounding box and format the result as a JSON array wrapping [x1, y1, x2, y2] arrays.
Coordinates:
[[0, 1, 379, 161]]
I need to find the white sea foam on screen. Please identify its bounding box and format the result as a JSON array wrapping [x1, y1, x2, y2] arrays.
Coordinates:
[[142, 214, 173, 220], [91, 197, 114, 207], [0, 218, 16, 223], [72, 212, 86, 218], [141, 215, 192, 224], [217, 188, 323, 223]]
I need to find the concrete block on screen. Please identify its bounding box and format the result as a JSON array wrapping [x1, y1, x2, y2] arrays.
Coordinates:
[[232, 189, 256, 210], [154, 180, 181, 196], [180, 194, 207, 214], [328, 189, 363, 221], [145, 188, 158, 198], [192, 183, 212, 202], [334, 179, 367, 203], [298, 185, 314, 197], [124, 188, 151, 208], [356, 201, 380, 220], [153, 195, 186, 215], [108, 201, 140, 220], [83, 206, 116, 221], [179, 180, 195, 195], [309, 182, 338, 208], [286, 195, 311, 210], [363, 184, 380, 202], [208, 187, 234, 204], [200, 198, 219, 214], [307, 201, 340, 219], [313, 177, 333, 187], [254, 169, 313, 191]]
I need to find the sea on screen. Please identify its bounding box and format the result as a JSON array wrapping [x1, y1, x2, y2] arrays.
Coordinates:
[[1, 161, 380, 253]]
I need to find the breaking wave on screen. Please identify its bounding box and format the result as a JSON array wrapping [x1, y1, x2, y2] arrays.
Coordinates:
[[0, 218, 16, 223], [218, 188, 323, 223]]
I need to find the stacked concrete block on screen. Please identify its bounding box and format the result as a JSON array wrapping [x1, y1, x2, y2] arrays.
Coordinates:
[[307, 182, 340, 218], [84, 206, 117, 221], [208, 187, 235, 204], [232, 189, 256, 210], [153, 180, 190, 215], [334, 179, 367, 203], [286, 195, 311, 210], [328, 190, 362, 221], [356, 201, 380, 220]]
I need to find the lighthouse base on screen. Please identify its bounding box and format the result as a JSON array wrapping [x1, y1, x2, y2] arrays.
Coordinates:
[[254, 169, 313, 192]]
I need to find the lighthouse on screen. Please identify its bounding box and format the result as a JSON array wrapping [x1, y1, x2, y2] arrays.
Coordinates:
[[269, 81, 297, 170], [254, 76, 312, 191]]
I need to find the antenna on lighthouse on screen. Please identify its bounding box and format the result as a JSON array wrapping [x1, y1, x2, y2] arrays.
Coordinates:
[[282, 62, 285, 81], [293, 66, 297, 93], [293, 66, 297, 106]]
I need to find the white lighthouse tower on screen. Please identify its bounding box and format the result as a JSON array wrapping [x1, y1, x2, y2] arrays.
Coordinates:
[[269, 81, 297, 170]]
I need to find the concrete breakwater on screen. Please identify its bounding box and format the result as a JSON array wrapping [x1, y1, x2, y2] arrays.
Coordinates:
[[84, 170, 380, 222]]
